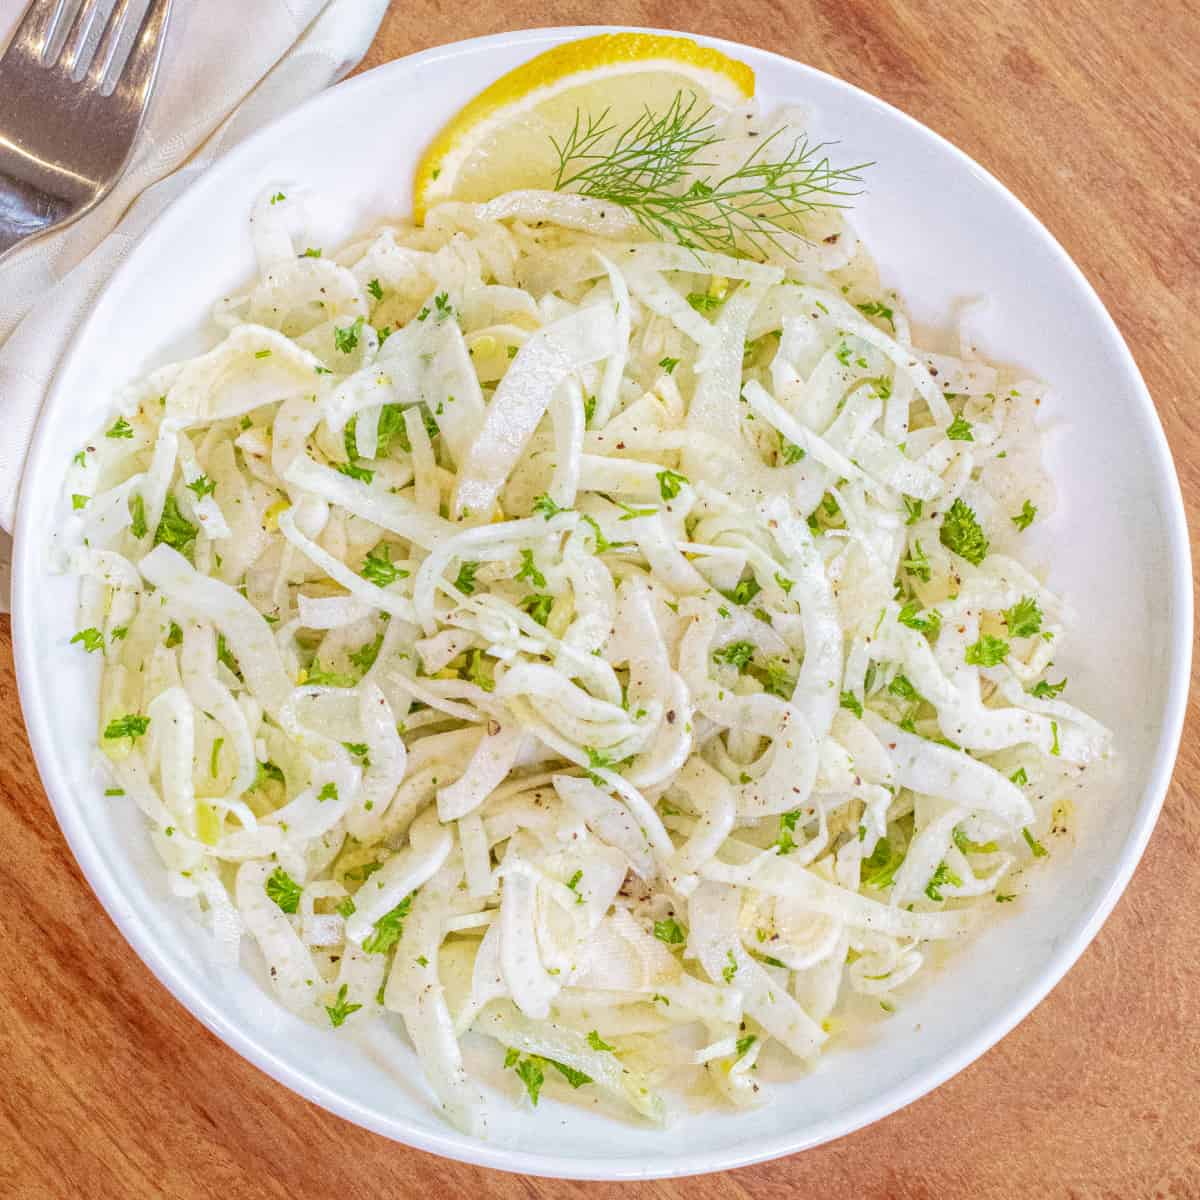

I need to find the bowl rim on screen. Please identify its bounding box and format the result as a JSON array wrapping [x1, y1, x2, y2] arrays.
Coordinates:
[[11, 23, 1194, 1181]]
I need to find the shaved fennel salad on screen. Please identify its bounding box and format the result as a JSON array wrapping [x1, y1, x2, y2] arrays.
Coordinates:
[[58, 101, 1112, 1135]]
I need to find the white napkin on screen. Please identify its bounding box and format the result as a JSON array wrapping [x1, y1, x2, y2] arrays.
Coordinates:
[[0, 0, 389, 608]]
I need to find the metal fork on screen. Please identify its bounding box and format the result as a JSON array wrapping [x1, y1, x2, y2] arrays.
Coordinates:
[[0, 0, 171, 259]]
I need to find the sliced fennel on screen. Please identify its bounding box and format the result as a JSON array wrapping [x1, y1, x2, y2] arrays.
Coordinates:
[[58, 102, 1111, 1139]]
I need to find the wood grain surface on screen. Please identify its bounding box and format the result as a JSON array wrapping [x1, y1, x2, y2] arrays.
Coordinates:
[[3, 2, 1199, 1196]]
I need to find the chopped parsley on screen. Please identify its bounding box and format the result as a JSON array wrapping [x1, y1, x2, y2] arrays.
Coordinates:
[[735, 1034, 757, 1057], [103, 714, 150, 742], [776, 808, 802, 855], [343, 742, 370, 764], [361, 544, 407, 587], [461, 648, 494, 692], [580, 514, 619, 553], [1031, 677, 1067, 699], [945, 414, 974, 442], [325, 983, 362, 1028], [454, 560, 480, 594], [305, 662, 355, 687], [721, 950, 738, 984], [924, 861, 963, 902], [839, 691, 863, 718], [521, 593, 554, 625], [656, 468, 688, 500], [653, 917, 686, 945], [318, 782, 338, 803], [1012, 499, 1038, 531], [856, 299, 895, 330], [531, 493, 564, 519], [778, 432, 806, 464], [1010, 766, 1029, 786], [939, 497, 989, 565], [154, 494, 198, 558], [964, 634, 1009, 667], [587, 1030, 615, 1052], [367, 278, 384, 301], [713, 640, 755, 671], [362, 896, 413, 954], [265, 867, 302, 914], [516, 548, 546, 588], [727, 576, 761, 606], [186, 474, 216, 500], [658, 356, 679, 374], [862, 836, 904, 889], [898, 599, 942, 638], [106, 416, 134, 439], [70, 628, 104, 653], [901, 539, 931, 582], [333, 315, 365, 354], [1003, 596, 1043, 638], [348, 633, 384, 673], [71, 493, 88, 510], [513, 1055, 545, 1105], [565, 868, 584, 903], [343, 404, 408, 461], [129, 492, 147, 538], [902, 495, 923, 525], [165, 621, 183, 648]]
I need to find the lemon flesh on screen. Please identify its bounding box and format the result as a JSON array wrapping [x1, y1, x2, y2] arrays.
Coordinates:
[[414, 33, 755, 220]]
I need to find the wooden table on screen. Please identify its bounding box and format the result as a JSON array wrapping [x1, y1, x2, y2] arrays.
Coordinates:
[[3, 2, 1198, 1196]]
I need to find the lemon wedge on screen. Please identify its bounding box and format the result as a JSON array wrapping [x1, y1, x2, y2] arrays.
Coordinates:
[[413, 33, 754, 220]]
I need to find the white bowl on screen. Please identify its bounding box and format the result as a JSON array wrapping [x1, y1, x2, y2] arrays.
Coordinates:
[[11, 26, 1192, 1181]]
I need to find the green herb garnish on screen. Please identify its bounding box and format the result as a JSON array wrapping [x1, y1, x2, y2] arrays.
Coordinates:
[[939, 497, 988, 565], [265, 867, 302, 914], [325, 983, 362, 1028], [362, 896, 413, 955], [653, 917, 686, 945], [550, 91, 868, 260], [1003, 596, 1043, 638]]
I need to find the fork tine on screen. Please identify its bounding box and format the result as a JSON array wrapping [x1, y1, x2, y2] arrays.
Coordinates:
[[86, 0, 132, 87], [111, 0, 170, 102], [56, 0, 109, 75], [4, 0, 67, 65]]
